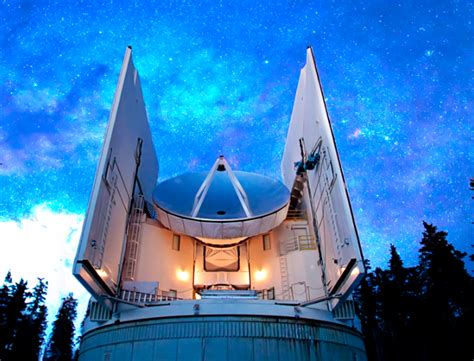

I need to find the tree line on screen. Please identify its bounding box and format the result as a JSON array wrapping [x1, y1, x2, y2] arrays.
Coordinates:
[[0, 273, 78, 361], [355, 222, 474, 361]]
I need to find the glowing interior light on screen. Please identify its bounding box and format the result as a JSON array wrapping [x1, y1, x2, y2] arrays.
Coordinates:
[[255, 269, 267, 281], [96, 269, 108, 278], [351, 266, 360, 277], [176, 270, 189, 281], [338, 267, 345, 277]]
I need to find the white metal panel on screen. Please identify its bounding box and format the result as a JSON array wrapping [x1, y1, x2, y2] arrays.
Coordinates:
[[281, 47, 365, 308], [73, 47, 158, 302], [156, 208, 170, 229], [258, 213, 277, 234], [155, 206, 288, 239], [222, 222, 244, 238], [168, 214, 186, 234], [241, 218, 262, 236], [201, 221, 224, 239], [281, 68, 306, 189], [274, 207, 289, 228], [182, 219, 203, 237]]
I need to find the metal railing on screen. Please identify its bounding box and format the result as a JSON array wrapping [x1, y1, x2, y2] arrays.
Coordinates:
[[281, 235, 317, 254], [120, 289, 181, 304], [286, 209, 307, 220], [256, 287, 276, 300], [298, 235, 317, 250]]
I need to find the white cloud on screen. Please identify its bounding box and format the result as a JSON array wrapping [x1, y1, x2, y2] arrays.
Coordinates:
[[0, 204, 90, 340]]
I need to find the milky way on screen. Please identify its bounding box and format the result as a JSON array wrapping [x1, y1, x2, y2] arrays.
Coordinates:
[[1, 0, 473, 272]]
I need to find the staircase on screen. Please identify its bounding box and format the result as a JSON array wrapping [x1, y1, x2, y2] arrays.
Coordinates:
[[123, 195, 145, 280], [279, 256, 290, 300], [120, 289, 179, 304]]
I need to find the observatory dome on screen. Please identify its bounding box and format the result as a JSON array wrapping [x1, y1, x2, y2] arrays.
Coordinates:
[[153, 157, 290, 238]]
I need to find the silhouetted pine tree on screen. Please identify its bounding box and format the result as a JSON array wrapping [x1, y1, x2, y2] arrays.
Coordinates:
[[0, 276, 30, 360], [378, 245, 424, 360], [30, 278, 49, 358], [356, 222, 473, 361], [0, 274, 49, 360], [44, 294, 78, 361], [9, 278, 49, 360], [417, 221, 473, 361], [0, 272, 13, 359], [355, 261, 384, 361], [378, 246, 405, 360]]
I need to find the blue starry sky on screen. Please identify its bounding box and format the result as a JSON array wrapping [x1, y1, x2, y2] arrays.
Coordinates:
[[0, 0, 473, 309]]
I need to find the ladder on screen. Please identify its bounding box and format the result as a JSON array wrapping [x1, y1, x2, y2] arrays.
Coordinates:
[[93, 173, 117, 268], [123, 195, 145, 280], [279, 256, 290, 300]]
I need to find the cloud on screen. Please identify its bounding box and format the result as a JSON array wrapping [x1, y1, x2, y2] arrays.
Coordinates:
[[0, 204, 89, 337], [12, 88, 59, 114]]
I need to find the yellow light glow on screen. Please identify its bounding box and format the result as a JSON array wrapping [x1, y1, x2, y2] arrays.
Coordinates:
[[338, 267, 345, 277], [96, 269, 108, 278], [176, 270, 189, 281], [255, 269, 267, 281], [351, 266, 360, 277]]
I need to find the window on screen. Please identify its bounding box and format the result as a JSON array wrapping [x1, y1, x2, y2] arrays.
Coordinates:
[[172, 234, 180, 251], [263, 234, 271, 250]]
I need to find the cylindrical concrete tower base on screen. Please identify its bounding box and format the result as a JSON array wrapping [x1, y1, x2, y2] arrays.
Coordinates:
[[78, 315, 366, 361]]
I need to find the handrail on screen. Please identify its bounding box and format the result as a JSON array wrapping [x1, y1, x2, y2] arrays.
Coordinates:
[[120, 289, 182, 304], [286, 209, 307, 219]]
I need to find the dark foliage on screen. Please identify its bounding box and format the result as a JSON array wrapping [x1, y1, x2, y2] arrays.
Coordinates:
[[43, 294, 78, 361], [0, 273, 49, 361], [355, 222, 474, 361]]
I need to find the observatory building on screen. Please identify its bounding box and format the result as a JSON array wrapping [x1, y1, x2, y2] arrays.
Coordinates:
[[74, 47, 366, 360]]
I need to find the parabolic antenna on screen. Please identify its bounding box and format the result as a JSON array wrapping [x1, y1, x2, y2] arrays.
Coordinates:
[[153, 156, 290, 238]]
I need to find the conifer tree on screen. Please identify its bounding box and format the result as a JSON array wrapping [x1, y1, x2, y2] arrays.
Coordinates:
[[44, 294, 78, 361], [0, 277, 30, 360], [378, 245, 423, 360], [10, 278, 49, 360], [0, 274, 49, 360], [0, 272, 13, 359], [30, 278, 49, 358], [355, 261, 383, 361], [418, 221, 473, 361], [356, 223, 473, 360]]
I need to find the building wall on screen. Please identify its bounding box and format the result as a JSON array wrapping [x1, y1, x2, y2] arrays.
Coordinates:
[[248, 233, 281, 293], [268, 220, 326, 303], [133, 221, 194, 299], [130, 217, 325, 303], [78, 316, 367, 361]]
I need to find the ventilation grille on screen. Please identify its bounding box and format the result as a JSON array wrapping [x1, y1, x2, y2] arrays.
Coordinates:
[[333, 299, 355, 320], [89, 301, 112, 322]]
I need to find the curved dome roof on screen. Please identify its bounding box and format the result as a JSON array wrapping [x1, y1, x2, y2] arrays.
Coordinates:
[[154, 171, 289, 221], [152, 157, 290, 238]]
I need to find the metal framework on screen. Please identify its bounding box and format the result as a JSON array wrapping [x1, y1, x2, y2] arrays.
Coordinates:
[[191, 156, 253, 218]]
